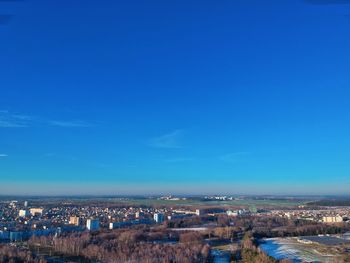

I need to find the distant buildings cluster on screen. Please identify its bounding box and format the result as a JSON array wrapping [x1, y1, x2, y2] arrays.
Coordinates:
[[270, 208, 349, 223], [1, 197, 349, 244]]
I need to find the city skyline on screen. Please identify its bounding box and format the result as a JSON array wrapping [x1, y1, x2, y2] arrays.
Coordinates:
[[1, 0, 350, 195]]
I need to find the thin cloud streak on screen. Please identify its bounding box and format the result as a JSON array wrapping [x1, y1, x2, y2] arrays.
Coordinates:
[[48, 120, 93, 127], [0, 110, 94, 128], [0, 154, 8, 157], [0, 120, 27, 127], [219, 152, 250, 163], [0, 111, 30, 127], [164, 157, 193, 163], [149, 129, 184, 149]]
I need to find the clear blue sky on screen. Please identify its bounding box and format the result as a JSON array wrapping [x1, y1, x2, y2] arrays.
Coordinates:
[[1, 0, 350, 195]]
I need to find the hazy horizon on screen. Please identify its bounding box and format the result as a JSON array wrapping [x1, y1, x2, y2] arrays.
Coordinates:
[[0, 182, 349, 196]]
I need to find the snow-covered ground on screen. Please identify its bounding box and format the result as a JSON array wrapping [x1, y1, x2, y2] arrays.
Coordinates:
[[259, 237, 345, 263]]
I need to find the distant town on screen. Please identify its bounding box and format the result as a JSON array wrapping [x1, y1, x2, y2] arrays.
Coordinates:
[[1, 195, 350, 262]]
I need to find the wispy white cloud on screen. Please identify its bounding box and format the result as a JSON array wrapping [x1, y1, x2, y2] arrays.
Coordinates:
[[44, 152, 79, 162], [11, 114, 34, 121], [0, 154, 8, 158], [48, 120, 93, 127], [0, 120, 27, 128], [149, 129, 184, 148], [219, 152, 250, 163], [0, 110, 30, 127], [0, 110, 94, 128]]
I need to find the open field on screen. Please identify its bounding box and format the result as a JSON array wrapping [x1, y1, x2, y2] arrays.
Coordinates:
[[102, 198, 307, 208], [0, 196, 308, 208]]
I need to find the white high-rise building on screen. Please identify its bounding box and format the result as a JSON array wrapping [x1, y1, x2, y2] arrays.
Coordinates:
[[153, 213, 165, 223], [86, 218, 100, 231]]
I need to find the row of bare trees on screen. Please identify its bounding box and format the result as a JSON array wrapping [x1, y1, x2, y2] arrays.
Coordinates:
[[0, 244, 47, 263], [240, 232, 291, 263], [28, 228, 210, 263]]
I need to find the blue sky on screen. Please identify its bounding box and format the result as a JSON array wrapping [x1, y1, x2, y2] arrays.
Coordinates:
[[1, 0, 350, 195]]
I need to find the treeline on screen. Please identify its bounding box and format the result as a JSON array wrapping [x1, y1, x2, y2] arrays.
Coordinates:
[[29, 228, 210, 263], [165, 215, 214, 228], [167, 214, 350, 240], [22, 215, 350, 263], [0, 244, 47, 263], [165, 214, 238, 229], [239, 232, 291, 263], [308, 199, 350, 206], [245, 216, 349, 238]]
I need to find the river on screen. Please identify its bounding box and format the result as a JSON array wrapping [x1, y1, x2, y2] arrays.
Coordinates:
[[211, 249, 231, 263]]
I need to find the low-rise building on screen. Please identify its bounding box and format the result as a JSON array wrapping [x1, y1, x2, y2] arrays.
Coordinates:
[[30, 208, 44, 216], [19, 210, 29, 217], [69, 216, 81, 226], [322, 216, 343, 223]]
